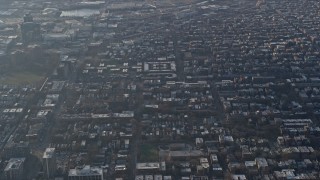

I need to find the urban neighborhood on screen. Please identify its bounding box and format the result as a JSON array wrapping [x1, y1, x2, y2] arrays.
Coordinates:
[[0, 0, 320, 179]]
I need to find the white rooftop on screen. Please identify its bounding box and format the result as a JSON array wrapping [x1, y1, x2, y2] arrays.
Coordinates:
[[136, 162, 160, 170], [4, 158, 25, 171], [43, 148, 55, 159], [69, 166, 103, 177]]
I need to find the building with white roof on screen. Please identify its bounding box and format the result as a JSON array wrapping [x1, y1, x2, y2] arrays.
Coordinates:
[[68, 165, 103, 180], [43, 148, 56, 179], [4, 158, 25, 180]]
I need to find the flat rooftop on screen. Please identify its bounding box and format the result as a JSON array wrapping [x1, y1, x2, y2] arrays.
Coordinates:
[[4, 158, 25, 171], [136, 162, 160, 170], [43, 148, 55, 159], [69, 166, 103, 177]]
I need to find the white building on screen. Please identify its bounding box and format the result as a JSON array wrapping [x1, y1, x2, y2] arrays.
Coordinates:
[[68, 166, 103, 180], [4, 158, 25, 180], [43, 148, 57, 179]]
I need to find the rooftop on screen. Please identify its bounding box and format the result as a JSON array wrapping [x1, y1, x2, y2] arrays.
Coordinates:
[[43, 148, 55, 159], [136, 162, 160, 170], [4, 158, 25, 171], [69, 165, 103, 177]]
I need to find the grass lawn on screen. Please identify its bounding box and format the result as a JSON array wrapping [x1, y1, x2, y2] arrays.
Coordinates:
[[0, 71, 45, 85], [139, 144, 159, 162]]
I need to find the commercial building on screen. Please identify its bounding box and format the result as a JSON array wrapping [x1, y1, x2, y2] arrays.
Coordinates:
[[68, 166, 103, 180], [20, 14, 41, 44], [43, 148, 57, 179], [4, 158, 26, 180]]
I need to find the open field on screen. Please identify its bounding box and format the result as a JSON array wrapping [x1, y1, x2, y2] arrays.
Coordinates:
[[139, 144, 159, 162], [0, 71, 45, 85]]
